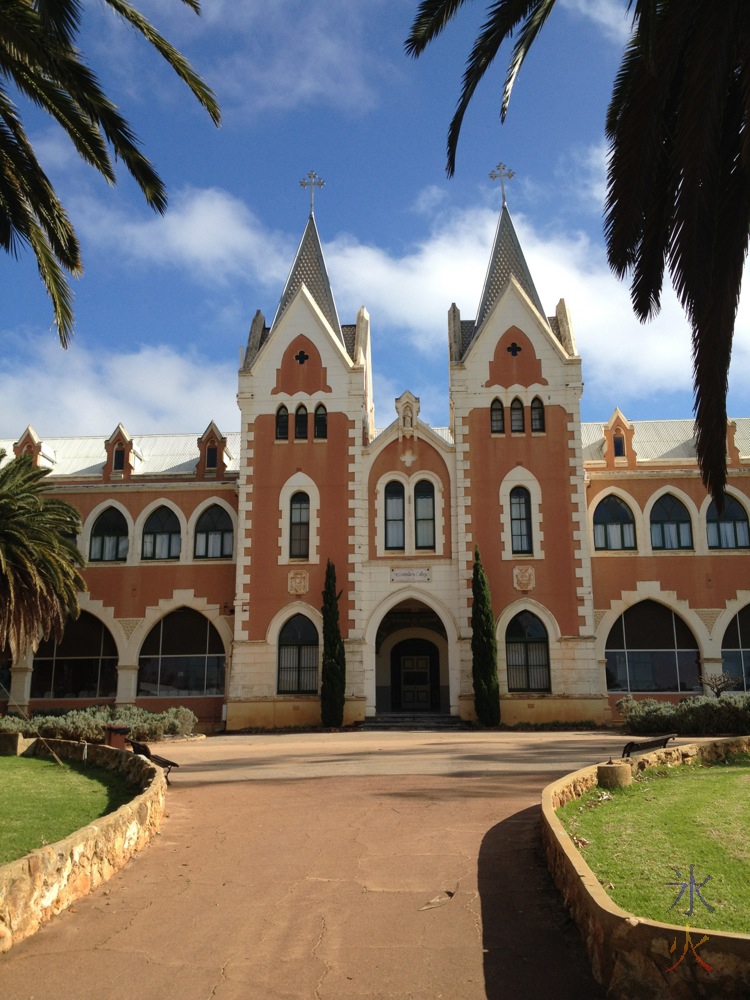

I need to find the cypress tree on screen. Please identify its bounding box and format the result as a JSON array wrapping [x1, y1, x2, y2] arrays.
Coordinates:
[[321, 559, 346, 727], [471, 547, 500, 726]]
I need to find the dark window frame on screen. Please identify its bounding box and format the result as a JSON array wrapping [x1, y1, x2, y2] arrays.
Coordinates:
[[194, 504, 233, 559], [89, 507, 128, 562], [277, 614, 319, 694], [414, 479, 435, 550], [295, 405, 308, 441], [593, 494, 637, 551], [142, 505, 181, 560], [510, 486, 532, 554], [314, 404, 328, 440], [290, 491, 310, 559], [707, 496, 750, 550], [384, 481, 405, 550], [506, 611, 551, 692], [650, 494, 693, 550], [276, 406, 289, 441], [510, 398, 524, 433], [530, 397, 545, 432], [490, 399, 505, 434]]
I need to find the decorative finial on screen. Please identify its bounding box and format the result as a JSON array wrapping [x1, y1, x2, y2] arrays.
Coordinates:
[[299, 171, 325, 214], [489, 162, 515, 207]]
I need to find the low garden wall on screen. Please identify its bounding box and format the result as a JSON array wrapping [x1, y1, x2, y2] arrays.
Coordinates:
[[541, 736, 750, 998], [0, 736, 167, 953]]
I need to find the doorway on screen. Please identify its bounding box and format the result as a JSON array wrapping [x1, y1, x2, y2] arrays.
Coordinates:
[[390, 639, 440, 712]]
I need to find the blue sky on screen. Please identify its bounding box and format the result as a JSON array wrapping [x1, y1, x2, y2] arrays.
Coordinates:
[[2, 0, 749, 439]]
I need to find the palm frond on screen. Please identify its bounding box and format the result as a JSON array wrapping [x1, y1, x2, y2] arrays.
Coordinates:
[[405, 0, 473, 57], [0, 450, 85, 660]]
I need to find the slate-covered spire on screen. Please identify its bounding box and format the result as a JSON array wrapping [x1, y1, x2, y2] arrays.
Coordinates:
[[473, 205, 545, 336], [270, 212, 343, 342]]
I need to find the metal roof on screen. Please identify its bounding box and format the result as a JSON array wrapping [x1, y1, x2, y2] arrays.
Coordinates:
[[581, 418, 750, 463], [0, 432, 241, 478]]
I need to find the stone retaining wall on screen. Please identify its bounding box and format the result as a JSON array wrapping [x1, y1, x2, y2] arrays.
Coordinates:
[[0, 738, 166, 953], [541, 736, 750, 998]]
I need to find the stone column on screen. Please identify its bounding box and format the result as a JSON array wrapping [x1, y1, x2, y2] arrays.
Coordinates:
[[9, 651, 33, 714], [115, 664, 139, 704]]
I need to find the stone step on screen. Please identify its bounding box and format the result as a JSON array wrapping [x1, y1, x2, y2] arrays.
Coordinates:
[[359, 713, 466, 732]]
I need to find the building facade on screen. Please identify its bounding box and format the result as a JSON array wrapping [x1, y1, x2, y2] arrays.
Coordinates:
[[2, 207, 749, 729]]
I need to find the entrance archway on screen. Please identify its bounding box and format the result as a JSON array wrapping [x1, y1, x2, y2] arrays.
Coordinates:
[[374, 599, 449, 714]]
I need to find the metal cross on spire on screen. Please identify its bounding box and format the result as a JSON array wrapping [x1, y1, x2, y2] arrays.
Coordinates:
[[300, 171, 325, 214], [489, 162, 515, 207]]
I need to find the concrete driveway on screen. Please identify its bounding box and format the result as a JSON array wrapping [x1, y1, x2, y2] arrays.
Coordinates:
[[0, 730, 625, 999]]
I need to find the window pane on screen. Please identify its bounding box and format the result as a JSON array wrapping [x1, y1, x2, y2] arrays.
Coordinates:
[[207, 531, 222, 558], [195, 533, 207, 557], [415, 484, 435, 549], [222, 531, 234, 557], [510, 401, 524, 432], [90, 535, 103, 560], [385, 483, 405, 549]]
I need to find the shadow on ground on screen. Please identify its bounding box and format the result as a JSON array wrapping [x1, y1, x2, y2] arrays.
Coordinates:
[[478, 805, 606, 1000]]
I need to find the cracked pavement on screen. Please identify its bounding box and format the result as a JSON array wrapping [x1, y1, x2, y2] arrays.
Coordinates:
[[0, 730, 620, 999]]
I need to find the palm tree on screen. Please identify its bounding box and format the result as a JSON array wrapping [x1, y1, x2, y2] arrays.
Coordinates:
[[0, 449, 85, 662], [406, 0, 750, 503], [0, 0, 220, 346]]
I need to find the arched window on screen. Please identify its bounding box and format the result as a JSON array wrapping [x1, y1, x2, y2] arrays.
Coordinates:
[[506, 611, 550, 691], [314, 404, 327, 440], [31, 612, 118, 699], [530, 397, 545, 432], [205, 441, 218, 470], [385, 481, 405, 550], [721, 606, 750, 692], [113, 445, 125, 471], [650, 494, 693, 550], [290, 492, 310, 559], [707, 496, 750, 549], [278, 614, 318, 693], [138, 608, 225, 696], [414, 480, 435, 550], [490, 399, 504, 434], [295, 405, 308, 440], [275, 405, 289, 440], [194, 505, 233, 559], [510, 398, 524, 433], [605, 600, 700, 693], [593, 495, 636, 550], [613, 434, 626, 457], [90, 507, 128, 562], [510, 486, 532, 554], [142, 506, 181, 560]]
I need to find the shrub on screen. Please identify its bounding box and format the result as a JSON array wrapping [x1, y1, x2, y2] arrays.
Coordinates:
[[617, 694, 750, 736], [0, 704, 197, 742]]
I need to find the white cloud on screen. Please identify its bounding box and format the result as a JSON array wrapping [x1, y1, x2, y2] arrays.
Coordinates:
[[560, 0, 631, 44], [72, 187, 293, 288], [97, 0, 395, 118], [0, 333, 238, 439], [4, 186, 749, 440]]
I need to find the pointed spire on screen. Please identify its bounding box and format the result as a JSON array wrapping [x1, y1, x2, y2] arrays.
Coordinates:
[[473, 205, 545, 336], [270, 213, 343, 342]]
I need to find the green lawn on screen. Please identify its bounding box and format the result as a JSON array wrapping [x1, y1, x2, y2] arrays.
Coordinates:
[[0, 756, 134, 866], [557, 754, 750, 934]]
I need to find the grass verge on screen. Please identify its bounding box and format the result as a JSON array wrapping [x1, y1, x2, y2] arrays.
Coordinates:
[[557, 753, 750, 934], [0, 756, 134, 866]]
